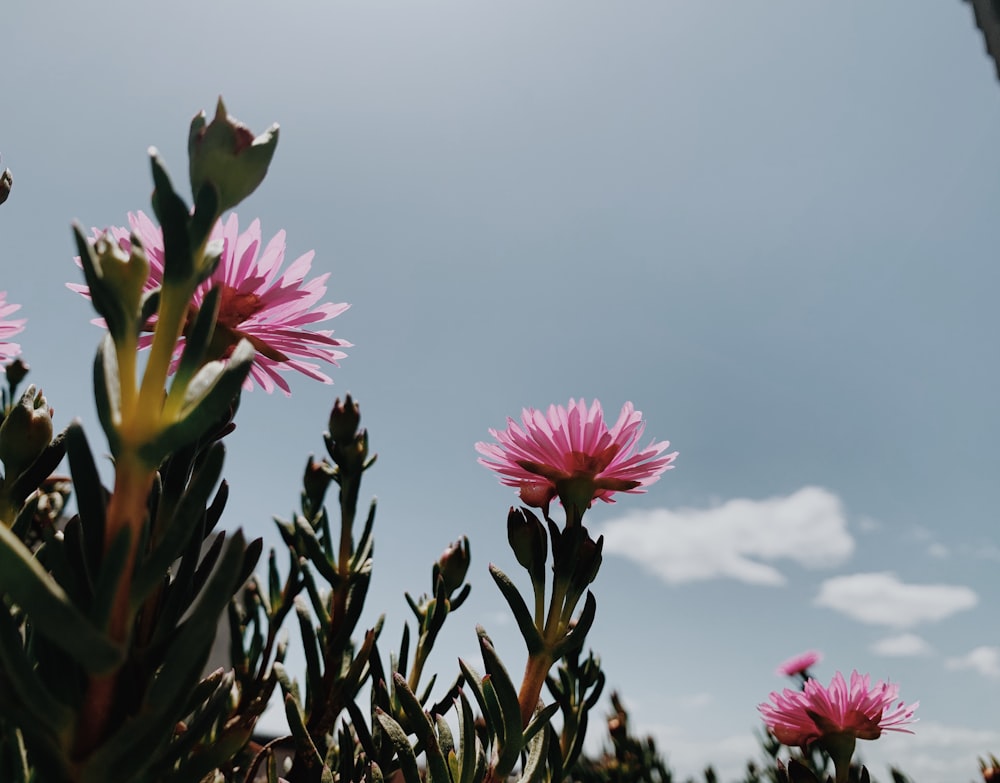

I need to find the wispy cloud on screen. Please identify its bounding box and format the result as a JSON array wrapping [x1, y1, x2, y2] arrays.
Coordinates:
[[945, 646, 1000, 679], [815, 573, 977, 629], [861, 721, 1000, 782], [597, 487, 853, 586], [871, 633, 932, 657]]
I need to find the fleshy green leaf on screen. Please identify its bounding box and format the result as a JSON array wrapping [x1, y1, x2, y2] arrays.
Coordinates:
[[488, 565, 543, 655], [0, 524, 121, 673]]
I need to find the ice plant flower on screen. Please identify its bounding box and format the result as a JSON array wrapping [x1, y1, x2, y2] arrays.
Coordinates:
[[476, 399, 676, 516], [759, 670, 917, 783], [0, 292, 25, 362], [777, 649, 822, 678], [70, 211, 350, 395]]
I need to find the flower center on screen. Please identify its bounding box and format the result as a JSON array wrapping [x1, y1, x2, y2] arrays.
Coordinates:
[[217, 285, 263, 329]]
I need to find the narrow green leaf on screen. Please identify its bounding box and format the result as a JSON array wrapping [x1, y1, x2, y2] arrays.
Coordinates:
[[457, 659, 495, 741], [295, 597, 323, 701], [392, 672, 451, 783], [140, 341, 253, 464], [375, 708, 422, 783], [0, 524, 121, 673], [513, 722, 549, 783], [488, 565, 543, 654], [171, 285, 220, 387], [553, 591, 597, 658], [93, 334, 122, 457], [522, 702, 559, 746], [149, 150, 194, 284], [89, 526, 132, 629], [457, 690, 478, 783], [0, 606, 72, 729], [477, 629, 523, 771]]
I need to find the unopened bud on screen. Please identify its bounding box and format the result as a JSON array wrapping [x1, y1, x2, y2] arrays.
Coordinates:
[[302, 457, 333, 516], [188, 97, 279, 213], [0, 385, 53, 477], [327, 394, 361, 444], [0, 168, 11, 206], [434, 537, 470, 594], [507, 506, 548, 584], [5, 359, 28, 389]]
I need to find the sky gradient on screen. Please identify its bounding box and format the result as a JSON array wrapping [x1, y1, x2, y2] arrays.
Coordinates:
[[3, 3, 1000, 781]]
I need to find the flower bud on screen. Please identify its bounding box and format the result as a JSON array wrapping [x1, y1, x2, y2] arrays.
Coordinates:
[[507, 506, 547, 584], [5, 358, 28, 389], [188, 97, 279, 214], [434, 537, 470, 594], [327, 394, 361, 444], [568, 529, 603, 593], [0, 385, 53, 478], [0, 168, 11, 206], [302, 457, 333, 517]]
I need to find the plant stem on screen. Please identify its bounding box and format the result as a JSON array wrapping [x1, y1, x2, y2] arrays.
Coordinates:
[[517, 651, 553, 727], [75, 455, 155, 757]]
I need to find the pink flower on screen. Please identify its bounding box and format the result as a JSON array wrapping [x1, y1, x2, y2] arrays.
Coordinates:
[[476, 399, 676, 510], [0, 292, 25, 362], [758, 670, 918, 749], [776, 650, 822, 678], [70, 211, 350, 395]]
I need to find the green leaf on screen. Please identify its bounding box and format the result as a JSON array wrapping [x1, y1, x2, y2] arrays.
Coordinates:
[[553, 591, 597, 659], [92, 335, 122, 457], [488, 565, 543, 655], [295, 597, 323, 704], [457, 690, 478, 783], [392, 672, 451, 783], [457, 659, 495, 741], [0, 604, 72, 730], [0, 524, 121, 673], [82, 534, 249, 781], [375, 708, 422, 783], [149, 150, 194, 284], [140, 340, 254, 464], [89, 526, 132, 629], [171, 285, 221, 388], [65, 423, 107, 568], [513, 722, 549, 783], [477, 628, 523, 768], [522, 702, 559, 746]]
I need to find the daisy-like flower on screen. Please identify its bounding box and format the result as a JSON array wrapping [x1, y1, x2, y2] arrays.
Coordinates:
[[0, 292, 25, 363], [476, 398, 676, 514], [776, 649, 822, 678], [759, 669, 917, 748], [70, 211, 350, 395]]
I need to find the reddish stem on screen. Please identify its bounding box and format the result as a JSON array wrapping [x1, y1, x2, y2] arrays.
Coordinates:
[[74, 458, 155, 758]]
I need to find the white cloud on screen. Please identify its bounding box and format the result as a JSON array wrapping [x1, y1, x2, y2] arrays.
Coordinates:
[[859, 722, 1000, 783], [945, 646, 1000, 679], [927, 543, 949, 558], [814, 572, 977, 629], [871, 633, 932, 657], [597, 487, 854, 586], [643, 724, 758, 783]]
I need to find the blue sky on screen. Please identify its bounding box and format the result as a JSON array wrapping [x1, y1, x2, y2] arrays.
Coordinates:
[[3, 2, 1000, 781]]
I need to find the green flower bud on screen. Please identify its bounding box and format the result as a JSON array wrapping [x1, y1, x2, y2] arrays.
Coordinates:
[[0, 385, 52, 478], [434, 537, 470, 594], [301, 456, 333, 517], [567, 528, 603, 595], [5, 358, 28, 389], [507, 506, 548, 584], [327, 394, 361, 444], [0, 168, 11, 206], [188, 97, 279, 214]]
